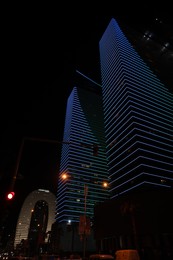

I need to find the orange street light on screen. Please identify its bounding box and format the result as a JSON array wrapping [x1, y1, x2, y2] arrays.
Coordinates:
[[61, 173, 69, 180], [103, 181, 109, 188]]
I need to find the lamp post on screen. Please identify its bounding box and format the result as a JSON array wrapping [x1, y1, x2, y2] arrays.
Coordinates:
[[79, 182, 108, 259], [83, 184, 88, 260], [66, 220, 75, 254]]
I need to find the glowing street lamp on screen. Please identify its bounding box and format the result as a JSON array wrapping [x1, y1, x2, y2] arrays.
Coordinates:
[[103, 181, 109, 188], [61, 173, 68, 180]]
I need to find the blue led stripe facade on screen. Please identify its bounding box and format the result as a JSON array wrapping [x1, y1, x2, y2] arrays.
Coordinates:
[[99, 18, 173, 198], [56, 71, 109, 223]]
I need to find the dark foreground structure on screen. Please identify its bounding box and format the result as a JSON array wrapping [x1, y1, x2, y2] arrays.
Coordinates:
[[94, 189, 173, 259]]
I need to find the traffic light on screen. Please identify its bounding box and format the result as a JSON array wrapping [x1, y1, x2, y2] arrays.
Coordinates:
[[93, 144, 99, 156], [6, 191, 15, 200]]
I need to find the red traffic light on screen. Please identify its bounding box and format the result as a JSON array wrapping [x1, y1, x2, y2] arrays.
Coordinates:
[[6, 192, 15, 200]]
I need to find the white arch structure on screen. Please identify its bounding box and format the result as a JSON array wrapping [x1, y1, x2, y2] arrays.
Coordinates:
[[14, 189, 56, 248]]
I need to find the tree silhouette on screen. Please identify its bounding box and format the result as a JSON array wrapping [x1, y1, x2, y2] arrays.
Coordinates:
[[121, 199, 140, 250]]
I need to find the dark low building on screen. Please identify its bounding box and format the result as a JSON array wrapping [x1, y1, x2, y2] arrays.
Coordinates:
[[93, 189, 173, 258]]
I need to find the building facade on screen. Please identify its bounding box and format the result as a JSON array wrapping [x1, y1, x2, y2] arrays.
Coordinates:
[[55, 17, 173, 256], [92, 17, 173, 258], [99, 18, 173, 199], [56, 71, 109, 252], [14, 189, 56, 254]]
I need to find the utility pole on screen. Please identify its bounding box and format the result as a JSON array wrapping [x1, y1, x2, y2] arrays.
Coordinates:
[[83, 184, 88, 260]]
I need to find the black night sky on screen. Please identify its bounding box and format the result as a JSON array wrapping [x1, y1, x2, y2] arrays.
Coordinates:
[[0, 2, 173, 237]]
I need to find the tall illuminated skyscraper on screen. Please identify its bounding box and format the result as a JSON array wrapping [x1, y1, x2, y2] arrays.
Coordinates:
[[56, 71, 109, 225], [99, 18, 173, 199]]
